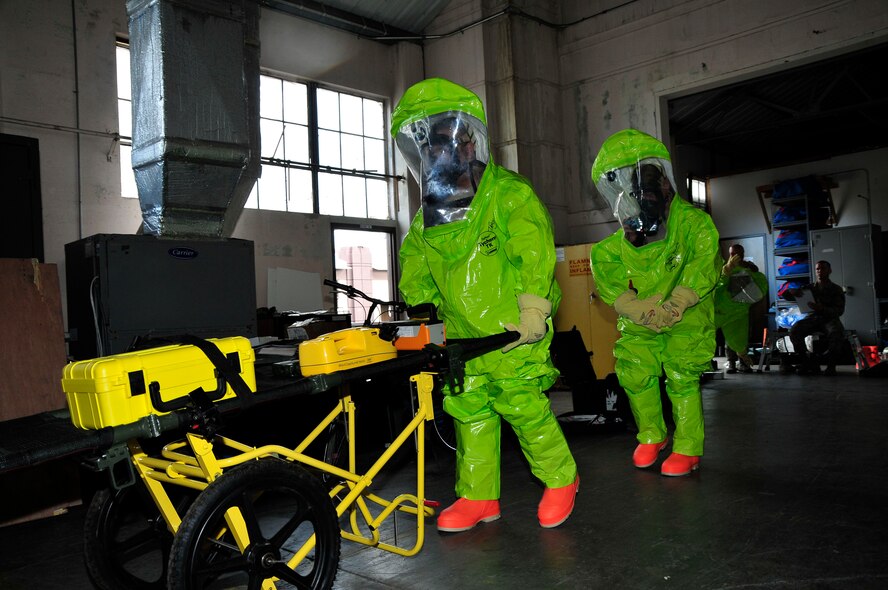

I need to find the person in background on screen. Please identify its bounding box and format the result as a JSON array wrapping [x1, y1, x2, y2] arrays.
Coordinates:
[[785, 260, 845, 376], [589, 129, 721, 477], [714, 243, 768, 373], [392, 78, 579, 531]]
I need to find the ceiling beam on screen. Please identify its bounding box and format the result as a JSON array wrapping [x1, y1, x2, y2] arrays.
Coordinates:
[[260, 0, 421, 43], [673, 96, 888, 145]]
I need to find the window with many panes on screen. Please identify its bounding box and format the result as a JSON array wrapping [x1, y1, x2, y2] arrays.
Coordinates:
[[248, 75, 389, 219], [116, 46, 390, 219]]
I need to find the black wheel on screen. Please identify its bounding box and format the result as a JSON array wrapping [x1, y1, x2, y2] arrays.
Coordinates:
[[168, 458, 340, 590], [84, 483, 193, 590]]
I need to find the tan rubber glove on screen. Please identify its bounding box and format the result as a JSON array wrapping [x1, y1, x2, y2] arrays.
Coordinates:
[[656, 286, 700, 328], [614, 290, 664, 332], [503, 293, 551, 353], [722, 254, 741, 275]]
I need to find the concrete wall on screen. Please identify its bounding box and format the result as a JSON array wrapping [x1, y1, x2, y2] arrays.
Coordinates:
[[489, 0, 569, 239], [556, 0, 888, 244], [1, 0, 138, 271], [419, 0, 888, 246]]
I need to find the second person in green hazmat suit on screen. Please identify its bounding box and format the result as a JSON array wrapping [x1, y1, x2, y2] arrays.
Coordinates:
[[589, 129, 721, 476], [392, 78, 579, 531], [714, 243, 768, 373]]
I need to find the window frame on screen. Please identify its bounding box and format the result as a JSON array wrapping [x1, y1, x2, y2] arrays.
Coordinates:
[[116, 39, 137, 199], [330, 223, 400, 324], [687, 174, 709, 212], [254, 73, 400, 219], [115, 44, 400, 217]]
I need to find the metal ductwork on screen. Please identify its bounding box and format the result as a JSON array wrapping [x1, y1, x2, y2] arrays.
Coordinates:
[[126, 0, 260, 237]]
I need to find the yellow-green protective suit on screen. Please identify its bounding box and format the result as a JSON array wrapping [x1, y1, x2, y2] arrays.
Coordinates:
[[590, 197, 720, 456], [393, 79, 577, 500], [714, 265, 768, 356]]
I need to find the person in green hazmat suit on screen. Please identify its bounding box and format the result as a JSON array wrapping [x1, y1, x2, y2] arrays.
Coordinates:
[[392, 78, 579, 531], [589, 129, 720, 477], [714, 243, 768, 373]]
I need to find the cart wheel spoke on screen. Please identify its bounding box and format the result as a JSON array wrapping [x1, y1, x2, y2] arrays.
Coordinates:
[[238, 490, 265, 543], [269, 501, 310, 548], [194, 553, 249, 577], [272, 562, 313, 588]]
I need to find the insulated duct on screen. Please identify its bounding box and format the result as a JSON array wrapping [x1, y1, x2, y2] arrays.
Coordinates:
[[126, 0, 260, 237]]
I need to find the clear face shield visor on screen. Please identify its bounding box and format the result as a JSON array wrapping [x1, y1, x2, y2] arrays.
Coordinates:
[[594, 158, 677, 246], [395, 111, 489, 227]]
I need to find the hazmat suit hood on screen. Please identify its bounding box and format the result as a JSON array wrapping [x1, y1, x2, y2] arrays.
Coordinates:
[[591, 129, 679, 247], [392, 78, 490, 227]]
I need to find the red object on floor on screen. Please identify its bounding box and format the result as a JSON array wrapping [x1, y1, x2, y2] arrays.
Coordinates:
[[660, 452, 701, 476], [436, 498, 501, 533], [538, 476, 580, 528], [633, 439, 668, 468]]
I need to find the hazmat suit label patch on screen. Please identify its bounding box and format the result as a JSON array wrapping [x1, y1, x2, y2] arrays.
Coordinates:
[[665, 247, 682, 272], [478, 231, 499, 256]]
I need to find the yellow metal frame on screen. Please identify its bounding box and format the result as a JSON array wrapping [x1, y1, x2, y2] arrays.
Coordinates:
[[127, 370, 439, 583]]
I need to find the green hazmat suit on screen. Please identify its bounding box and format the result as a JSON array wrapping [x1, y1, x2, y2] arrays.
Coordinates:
[[589, 129, 720, 456], [714, 264, 768, 358], [392, 78, 577, 499]]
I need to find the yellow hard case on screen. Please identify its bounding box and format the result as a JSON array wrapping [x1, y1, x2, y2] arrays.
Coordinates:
[[62, 336, 256, 430], [299, 327, 397, 376]]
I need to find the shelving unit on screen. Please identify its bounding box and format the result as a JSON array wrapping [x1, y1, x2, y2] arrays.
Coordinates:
[[756, 176, 836, 313], [772, 193, 814, 306]]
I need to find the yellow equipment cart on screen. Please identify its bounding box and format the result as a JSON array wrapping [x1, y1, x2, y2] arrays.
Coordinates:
[[55, 329, 516, 590]]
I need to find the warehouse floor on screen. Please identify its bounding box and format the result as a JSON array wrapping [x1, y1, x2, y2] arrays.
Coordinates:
[[0, 362, 886, 589]]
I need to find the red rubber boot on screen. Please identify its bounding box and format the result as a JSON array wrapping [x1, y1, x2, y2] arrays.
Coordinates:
[[436, 498, 501, 532], [632, 439, 668, 468], [660, 452, 701, 476], [538, 476, 580, 528]]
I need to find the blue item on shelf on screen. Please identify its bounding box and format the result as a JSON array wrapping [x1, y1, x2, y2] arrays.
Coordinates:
[[775, 230, 806, 248], [777, 281, 804, 299], [778, 258, 809, 276], [773, 205, 806, 224]]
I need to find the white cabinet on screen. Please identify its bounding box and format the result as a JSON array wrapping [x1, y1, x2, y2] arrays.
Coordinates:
[[810, 225, 884, 346]]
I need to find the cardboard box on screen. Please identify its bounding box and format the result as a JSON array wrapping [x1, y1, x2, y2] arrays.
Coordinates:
[[0, 259, 68, 421], [0, 260, 80, 526], [554, 244, 620, 379]]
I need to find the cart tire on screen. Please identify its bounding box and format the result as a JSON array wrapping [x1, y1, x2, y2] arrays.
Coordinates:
[[84, 484, 189, 590], [168, 458, 340, 590]]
